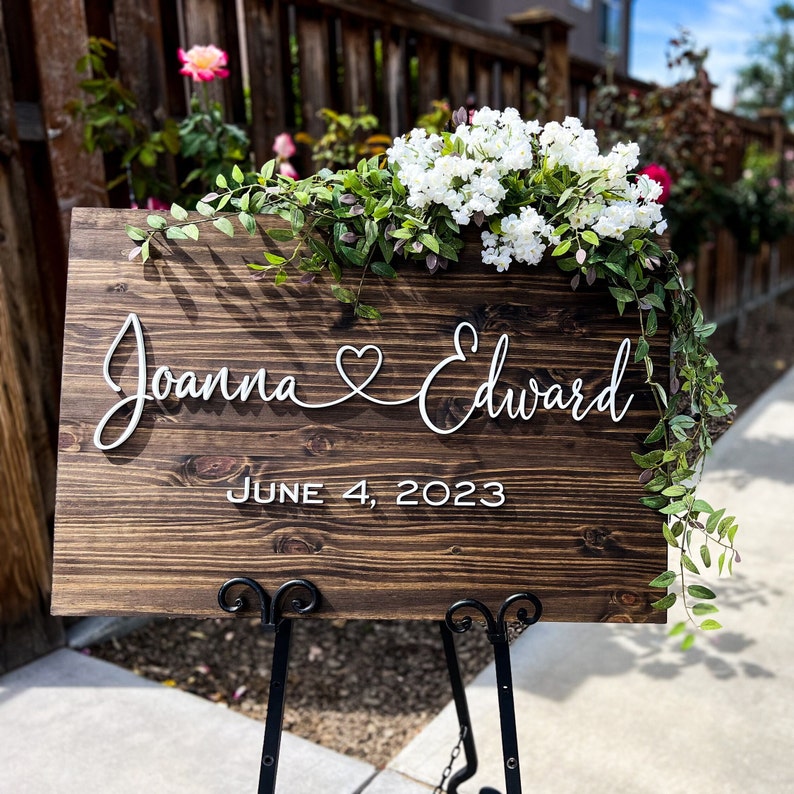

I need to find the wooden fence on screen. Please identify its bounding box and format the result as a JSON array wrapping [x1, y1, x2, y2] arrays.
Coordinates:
[[2, 0, 794, 666]]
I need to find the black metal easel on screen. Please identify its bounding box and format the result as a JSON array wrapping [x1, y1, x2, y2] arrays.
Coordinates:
[[217, 578, 542, 794]]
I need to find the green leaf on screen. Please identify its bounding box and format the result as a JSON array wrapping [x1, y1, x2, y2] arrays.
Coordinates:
[[260, 159, 276, 180], [661, 485, 687, 497], [365, 219, 379, 247], [640, 495, 668, 509], [646, 308, 658, 337], [687, 585, 717, 600], [267, 228, 296, 242], [644, 421, 665, 444], [238, 212, 257, 236], [608, 285, 635, 304], [631, 449, 665, 468], [264, 252, 287, 266], [274, 271, 288, 287], [700, 545, 712, 568], [698, 322, 717, 338], [147, 214, 167, 230], [699, 619, 722, 631], [648, 570, 676, 588], [668, 621, 687, 637], [307, 236, 335, 263], [419, 233, 440, 254], [196, 201, 214, 217], [634, 337, 649, 362], [692, 603, 719, 615], [681, 633, 696, 651], [355, 303, 383, 320], [581, 230, 599, 246], [643, 293, 665, 310], [681, 554, 700, 574], [552, 239, 572, 257], [232, 164, 245, 184], [216, 173, 228, 189], [290, 206, 306, 234], [213, 217, 235, 237], [339, 246, 367, 266], [692, 499, 713, 515], [125, 224, 147, 242], [165, 226, 189, 239], [371, 261, 397, 279], [140, 239, 150, 263], [183, 223, 200, 241], [170, 203, 189, 222], [651, 593, 677, 610], [662, 524, 680, 547], [659, 500, 687, 516], [331, 285, 356, 304]]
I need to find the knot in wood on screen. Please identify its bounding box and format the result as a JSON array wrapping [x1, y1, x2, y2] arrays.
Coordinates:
[[187, 455, 243, 482]]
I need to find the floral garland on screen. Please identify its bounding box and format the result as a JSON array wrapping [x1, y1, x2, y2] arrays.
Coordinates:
[[127, 107, 738, 647]]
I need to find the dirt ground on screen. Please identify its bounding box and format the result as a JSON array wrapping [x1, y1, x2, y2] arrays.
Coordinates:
[[89, 289, 794, 769]]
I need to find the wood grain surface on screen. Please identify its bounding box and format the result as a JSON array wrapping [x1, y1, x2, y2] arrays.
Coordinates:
[[52, 208, 669, 623]]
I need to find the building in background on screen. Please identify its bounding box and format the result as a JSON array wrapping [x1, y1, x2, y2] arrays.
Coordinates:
[[416, 0, 633, 76]]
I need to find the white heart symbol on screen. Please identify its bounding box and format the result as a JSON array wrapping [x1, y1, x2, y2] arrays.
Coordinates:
[[336, 344, 384, 395]]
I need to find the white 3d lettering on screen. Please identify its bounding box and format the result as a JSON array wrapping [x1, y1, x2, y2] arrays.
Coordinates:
[[93, 313, 635, 450]]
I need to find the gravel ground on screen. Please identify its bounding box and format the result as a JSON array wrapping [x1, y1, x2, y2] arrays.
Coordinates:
[[89, 289, 794, 769]]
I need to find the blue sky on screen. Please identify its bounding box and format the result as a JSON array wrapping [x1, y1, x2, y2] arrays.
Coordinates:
[[630, 0, 780, 109]]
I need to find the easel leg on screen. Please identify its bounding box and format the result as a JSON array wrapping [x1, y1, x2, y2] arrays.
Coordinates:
[[439, 621, 478, 793], [217, 578, 320, 794], [258, 618, 292, 794], [491, 637, 521, 794], [445, 592, 542, 794]]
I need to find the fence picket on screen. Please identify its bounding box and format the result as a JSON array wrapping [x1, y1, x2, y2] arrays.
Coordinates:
[[296, 7, 333, 140]]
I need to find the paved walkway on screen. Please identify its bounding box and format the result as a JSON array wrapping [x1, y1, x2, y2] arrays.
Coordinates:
[[2, 367, 792, 793]]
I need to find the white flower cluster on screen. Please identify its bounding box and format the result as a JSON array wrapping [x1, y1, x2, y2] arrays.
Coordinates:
[[387, 109, 668, 272]]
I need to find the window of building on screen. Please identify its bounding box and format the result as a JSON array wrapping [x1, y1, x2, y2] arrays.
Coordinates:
[[600, 0, 622, 54], [570, 0, 592, 10]]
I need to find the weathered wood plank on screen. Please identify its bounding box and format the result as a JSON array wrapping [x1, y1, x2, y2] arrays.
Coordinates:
[[0, 6, 59, 648], [474, 54, 493, 109], [244, 0, 287, 162], [53, 209, 668, 624], [448, 45, 470, 110], [27, 0, 107, 239], [416, 36, 442, 117], [315, 0, 542, 68], [382, 26, 408, 138], [296, 8, 333, 140], [341, 14, 375, 113]]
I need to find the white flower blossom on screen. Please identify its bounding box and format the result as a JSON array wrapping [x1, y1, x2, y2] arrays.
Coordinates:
[[385, 107, 668, 271]]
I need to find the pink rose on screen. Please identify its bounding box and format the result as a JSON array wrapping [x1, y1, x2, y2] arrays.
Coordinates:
[[130, 197, 170, 210], [178, 45, 230, 82], [278, 160, 299, 180], [146, 197, 170, 210], [638, 163, 672, 204], [272, 132, 296, 159]]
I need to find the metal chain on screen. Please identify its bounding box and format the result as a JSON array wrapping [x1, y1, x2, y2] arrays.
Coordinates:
[[433, 725, 468, 794]]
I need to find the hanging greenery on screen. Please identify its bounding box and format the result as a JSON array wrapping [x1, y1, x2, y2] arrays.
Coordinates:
[[126, 107, 738, 648]]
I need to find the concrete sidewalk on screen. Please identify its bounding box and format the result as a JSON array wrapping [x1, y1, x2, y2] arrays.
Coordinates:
[[2, 367, 792, 793], [386, 365, 794, 793]]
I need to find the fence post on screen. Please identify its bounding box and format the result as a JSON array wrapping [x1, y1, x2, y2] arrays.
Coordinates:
[[0, 4, 63, 668], [27, 0, 107, 242], [508, 9, 571, 122], [243, 0, 288, 165]]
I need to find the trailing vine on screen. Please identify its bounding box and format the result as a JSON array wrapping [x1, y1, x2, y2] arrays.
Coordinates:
[[126, 108, 738, 646]]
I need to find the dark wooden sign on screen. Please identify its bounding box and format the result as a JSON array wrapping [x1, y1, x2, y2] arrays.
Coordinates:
[[52, 208, 667, 623]]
